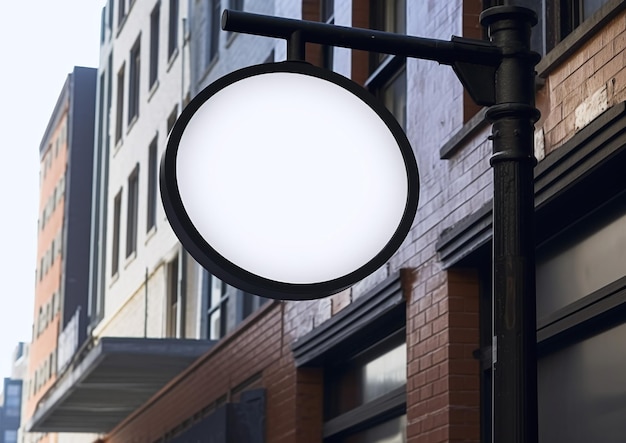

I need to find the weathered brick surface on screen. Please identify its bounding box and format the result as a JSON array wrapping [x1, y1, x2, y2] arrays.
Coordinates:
[[541, 11, 626, 152]]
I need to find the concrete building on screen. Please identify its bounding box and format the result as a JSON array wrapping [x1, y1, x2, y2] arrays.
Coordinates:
[[27, 0, 218, 437], [0, 378, 23, 443], [25, 0, 626, 442], [23, 66, 97, 443], [0, 343, 28, 443]]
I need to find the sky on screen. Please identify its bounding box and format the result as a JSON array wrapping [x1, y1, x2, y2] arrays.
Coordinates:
[[0, 1, 105, 380]]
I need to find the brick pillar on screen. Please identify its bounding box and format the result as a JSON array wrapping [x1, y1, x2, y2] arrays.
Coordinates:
[[406, 267, 480, 442], [295, 367, 324, 443]]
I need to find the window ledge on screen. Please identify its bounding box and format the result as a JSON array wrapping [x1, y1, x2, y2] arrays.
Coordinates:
[[113, 139, 123, 157], [126, 115, 139, 135], [167, 48, 179, 72], [145, 225, 157, 244], [148, 80, 160, 102], [225, 32, 238, 48], [536, 0, 626, 78], [110, 271, 120, 287], [116, 15, 128, 38], [439, 107, 488, 159], [124, 250, 137, 269], [197, 55, 220, 86]]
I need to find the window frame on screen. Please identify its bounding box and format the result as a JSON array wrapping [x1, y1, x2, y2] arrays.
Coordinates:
[[147, 136, 158, 232], [128, 36, 141, 125], [168, 0, 179, 59], [126, 165, 139, 258], [149, 3, 160, 88], [111, 189, 122, 275], [208, 0, 222, 64], [115, 64, 125, 144]]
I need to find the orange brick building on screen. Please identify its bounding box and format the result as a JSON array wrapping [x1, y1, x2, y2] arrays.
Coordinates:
[[24, 67, 97, 443]]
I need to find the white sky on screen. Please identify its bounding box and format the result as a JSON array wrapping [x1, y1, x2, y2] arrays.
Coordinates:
[[0, 1, 105, 379]]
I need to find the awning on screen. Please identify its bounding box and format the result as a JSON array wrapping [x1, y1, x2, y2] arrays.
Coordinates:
[[27, 337, 214, 433]]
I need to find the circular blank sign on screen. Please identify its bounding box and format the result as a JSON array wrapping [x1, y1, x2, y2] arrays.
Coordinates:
[[161, 62, 419, 300]]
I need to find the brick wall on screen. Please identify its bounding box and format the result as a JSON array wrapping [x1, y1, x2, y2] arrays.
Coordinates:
[[540, 11, 626, 153]]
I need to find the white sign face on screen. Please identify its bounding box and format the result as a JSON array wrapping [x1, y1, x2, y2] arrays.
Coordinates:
[[161, 62, 419, 299]]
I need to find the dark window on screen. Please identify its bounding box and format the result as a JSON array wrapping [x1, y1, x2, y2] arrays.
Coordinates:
[[118, 0, 126, 27], [367, 0, 406, 128], [150, 3, 160, 88], [168, 0, 179, 58], [167, 105, 178, 134], [166, 255, 180, 337], [208, 0, 221, 64], [147, 136, 158, 232], [101, 7, 106, 43], [129, 37, 141, 124], [204, 270, 267, 340], [108, 0, 113, 32], [111, 190, 122, 275], [324, 331, 407, 442], [321, 0, 335, 69], [556, 0, 610, 43], [115, 64, 125, 143], [126, 165, 139, 257]]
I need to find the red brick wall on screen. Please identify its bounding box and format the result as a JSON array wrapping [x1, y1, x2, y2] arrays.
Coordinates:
[[406, 268, 480, 443], [106, 300, 325, 443], [540, 10, 626, 153]]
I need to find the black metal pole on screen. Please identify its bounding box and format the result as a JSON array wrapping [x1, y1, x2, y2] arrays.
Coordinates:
[[481, 7, 540, 443]]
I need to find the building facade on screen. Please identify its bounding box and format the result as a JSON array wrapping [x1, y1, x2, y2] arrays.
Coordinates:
[[0, 343, 28, 443], [25, 0, 626, 442], [23, 66, 97, 443]]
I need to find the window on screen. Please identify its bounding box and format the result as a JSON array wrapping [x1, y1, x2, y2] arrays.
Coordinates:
[[366, 0, 407, 129], [118, 0, 126, 27], [325, 339, 407, 441], [292, 274, 407, 442], [4, 430, 17, 443], [115, 64, 125, 143], [208, 0, 221, 64], [126, 165, 139, 257], [166, 255, 180, 337], [129, 37, 141, 124], [101, 6, 106, 43], [5, 383, 21, 418], [207, 275, 231, 340], [147, 136, 158, 231], [321, 0, 335, 69], [203, 270, 268, 340], [150, 3, 160, 88], [111, 190, 122, 275], [551, 0, 611, 48], [168, 0, 179, 59], [167, 105, 178, 134]]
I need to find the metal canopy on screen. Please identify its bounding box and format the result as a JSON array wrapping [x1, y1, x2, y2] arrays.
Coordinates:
[[27, 337, 214, 433]]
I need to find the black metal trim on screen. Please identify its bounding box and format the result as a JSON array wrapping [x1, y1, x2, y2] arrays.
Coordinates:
[[537, 276, 626, 353], [160, 61, 419, 300], [322, 386, 406, 439], [291, 272, 404, 367]]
